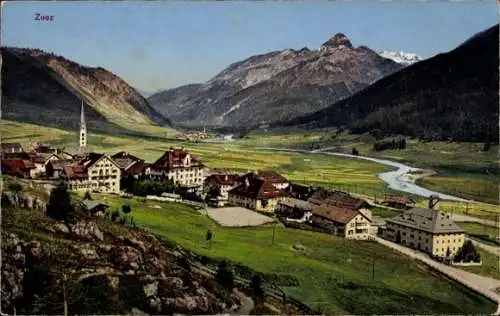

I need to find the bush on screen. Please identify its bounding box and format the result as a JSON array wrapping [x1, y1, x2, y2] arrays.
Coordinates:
[[110, 210, 120, 222], [122, 205, 131, 214], [7, 182, 22, 194], [83, 191, 92, 200]]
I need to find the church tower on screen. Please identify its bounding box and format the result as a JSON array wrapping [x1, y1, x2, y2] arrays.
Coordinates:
[[79, 100, 87, 148]]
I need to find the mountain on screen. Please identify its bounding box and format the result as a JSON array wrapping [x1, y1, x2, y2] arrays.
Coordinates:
[[1, 47, 170, 134], [278, 25, 499, 143], [378, 51, 422, 65], [148, 33, 404, 128]]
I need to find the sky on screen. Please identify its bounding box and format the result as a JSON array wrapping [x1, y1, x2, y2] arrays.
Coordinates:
[[1, 1, 497, 92]]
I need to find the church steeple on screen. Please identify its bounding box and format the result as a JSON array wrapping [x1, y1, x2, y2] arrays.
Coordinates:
[[79, 100, 87, 148]]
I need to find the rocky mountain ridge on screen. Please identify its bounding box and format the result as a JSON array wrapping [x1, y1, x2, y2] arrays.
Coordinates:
[[278, 25, 499, 143], [1, 47, 170, 134], [148, 33, 404, 128]]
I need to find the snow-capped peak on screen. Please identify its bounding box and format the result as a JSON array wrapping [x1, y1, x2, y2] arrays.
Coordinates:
[[378, 51, 422, 66]]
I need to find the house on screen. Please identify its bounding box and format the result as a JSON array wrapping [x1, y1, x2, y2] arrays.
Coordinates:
[[81, 199, 109, 217], [276, 197, 315, 219], [1, 159, 36, 178], [228, 177, 289, 212], [383, 207, 465, 258], [286, 183, 317, 201], [28, 153, 61, 177], [238, 170, 290, 190], [204, 174, 240, 206], [111, 151, 144, 177], [61, 146, 92, 159], [61, 153, 122, 193], [46, 160, 76, 179], [127, 161, 150, 179], [384, 196, 416, 209], [1, 143, 24, 154], [311, 204, 372, 240], [33, 143, 57, 154], [308, 188, 370, 211], [149, 147, 205, 191]]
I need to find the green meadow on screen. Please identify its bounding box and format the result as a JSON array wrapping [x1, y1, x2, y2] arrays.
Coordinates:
[[82, 193, 496, 315]]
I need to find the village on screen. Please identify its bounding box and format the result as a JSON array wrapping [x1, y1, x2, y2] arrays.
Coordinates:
[[0, 103, 476, 266]]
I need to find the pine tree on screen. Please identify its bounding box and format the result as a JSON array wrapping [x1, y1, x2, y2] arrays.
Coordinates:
[[46, 184, 75, 222]]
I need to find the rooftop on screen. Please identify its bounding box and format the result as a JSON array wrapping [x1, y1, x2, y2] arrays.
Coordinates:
[[278, 197, 315, 211], [207, 174, 239, 186], [229, 177, 289, 200], [312, 204, 363, 225], [308, 188, 369, 210], [386, 207, 465, 234]]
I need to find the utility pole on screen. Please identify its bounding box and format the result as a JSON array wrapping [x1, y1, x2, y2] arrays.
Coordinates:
[[272, 223, 276, 246], [63, 273, 68, 316], [372, 253, 375, 280]]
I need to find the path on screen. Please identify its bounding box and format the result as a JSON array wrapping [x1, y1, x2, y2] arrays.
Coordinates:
[[467, 237, 500, 257], [374, 236, 500, 313]]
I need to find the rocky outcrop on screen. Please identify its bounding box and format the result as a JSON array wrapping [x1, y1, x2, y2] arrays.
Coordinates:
[[111, 246, 143, 270], [1, 234, 43, 312], [2, 213, 243, 315], [67, 220, 104, 242], [1, 192, 46, 212]]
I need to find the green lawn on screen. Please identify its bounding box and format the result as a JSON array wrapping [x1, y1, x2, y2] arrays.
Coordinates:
[[459, 249, 500, 280], [458, 222, 499, 237], [90, 193, 496, 315]]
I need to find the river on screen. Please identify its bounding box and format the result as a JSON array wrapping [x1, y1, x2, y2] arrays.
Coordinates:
[[257, 147, 467, 202]]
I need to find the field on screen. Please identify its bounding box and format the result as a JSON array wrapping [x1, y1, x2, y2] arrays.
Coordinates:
[[239, 130, 499, 205], [458, 222, 499, 237], [87, 193, 496, 315]]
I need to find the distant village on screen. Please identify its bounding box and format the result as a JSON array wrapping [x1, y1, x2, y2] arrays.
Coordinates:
[[0, 102, 470, 264]]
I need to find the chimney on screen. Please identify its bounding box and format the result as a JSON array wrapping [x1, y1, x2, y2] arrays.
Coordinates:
[[428, 195, 440, 210], [225, 175, 228, 181], [245, 178, 250, 187]]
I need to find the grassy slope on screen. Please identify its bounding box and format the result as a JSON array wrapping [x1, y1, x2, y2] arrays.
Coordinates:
[[86, 193, 496, 315]]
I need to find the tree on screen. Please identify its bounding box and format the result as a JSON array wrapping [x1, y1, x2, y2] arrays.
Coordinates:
[[46, 184, 74, 222], [445, 247, 451, 258], [453, 240, 481, 263], [351, 148, 359, 156], [110, 209, 120, 222], [8, 182, 23, 196], [250, 275, 265, 302], [206, 230, 213, 248], [83, 191, 92, 200], [216, 260, 234, 290], [122, 205, 131, 214]]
